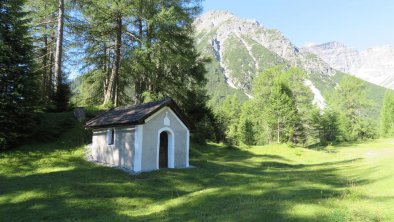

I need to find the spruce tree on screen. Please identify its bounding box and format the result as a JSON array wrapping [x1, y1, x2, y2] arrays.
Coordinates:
[[0, 0, 38, 149]]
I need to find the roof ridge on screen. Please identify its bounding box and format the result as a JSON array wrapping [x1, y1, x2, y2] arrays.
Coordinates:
[[85, 97, 190, 129], [113, 97, 172, 110]]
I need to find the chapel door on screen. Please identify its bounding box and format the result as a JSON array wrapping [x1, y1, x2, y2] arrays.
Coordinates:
[[159, 131, 168, 168]]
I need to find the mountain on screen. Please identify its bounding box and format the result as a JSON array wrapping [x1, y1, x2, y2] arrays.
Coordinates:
[[193, 11, 389, 117], [194, 11, 339, 108], [303, 42, 394, 90]]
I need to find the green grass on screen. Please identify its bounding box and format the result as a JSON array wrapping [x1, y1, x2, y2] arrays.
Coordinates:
[[1, 122, 394, 221]]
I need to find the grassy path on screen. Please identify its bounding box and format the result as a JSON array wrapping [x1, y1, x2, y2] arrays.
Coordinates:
[[1, 125, 394, 221]]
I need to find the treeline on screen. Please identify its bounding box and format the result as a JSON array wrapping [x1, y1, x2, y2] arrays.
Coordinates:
[[213, 67, 394, 146], [1, 0, 209, 149]]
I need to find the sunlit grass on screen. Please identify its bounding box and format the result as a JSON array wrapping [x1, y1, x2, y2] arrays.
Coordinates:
[[1, 122, 394, 221]]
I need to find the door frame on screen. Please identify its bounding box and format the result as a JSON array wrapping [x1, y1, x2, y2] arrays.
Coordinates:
[[156, 127, 174, 169]]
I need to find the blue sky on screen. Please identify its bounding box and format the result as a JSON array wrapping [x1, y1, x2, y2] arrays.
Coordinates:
[[202, 0, 394, 50]]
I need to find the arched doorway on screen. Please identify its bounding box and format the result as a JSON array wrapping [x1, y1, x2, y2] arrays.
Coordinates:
[[157, 127, 174, 169], [159, 131, 168, 168]]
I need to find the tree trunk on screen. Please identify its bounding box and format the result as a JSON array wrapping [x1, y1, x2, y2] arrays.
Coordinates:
[[41, 2, 49, 103], [54, 0, 64, 93], [114, 82, 119, 106], [102, 44, 109, 99], [147, 22, 153, 92], [42, 31, 48, 101], [133, 8, 144, 104], [104, 14, 122, 106], [49, 32, 55, 95]]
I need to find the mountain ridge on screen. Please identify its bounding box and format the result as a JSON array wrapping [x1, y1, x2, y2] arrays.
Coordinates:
[[303, 42, 394, 90]]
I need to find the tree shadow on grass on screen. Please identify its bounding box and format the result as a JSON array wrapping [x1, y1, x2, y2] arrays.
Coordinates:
[[307, 140, 377, 151], [191, 142, 291, 163], [0, 137, 376, 221]]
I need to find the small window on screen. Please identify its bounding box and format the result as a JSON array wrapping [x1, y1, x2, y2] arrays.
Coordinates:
[[107, 128, 115, 145]]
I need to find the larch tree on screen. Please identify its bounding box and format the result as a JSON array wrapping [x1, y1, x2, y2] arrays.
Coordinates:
[[265, 81, 298, 143], [330, 76, 376, 141], [126, 0, 206, 105], [380, 91, 394, 137], [251, 67, 307, 144], [72, 0, 206, 108], [25, 0, 71, 110], [216, 94, 242, 144], [69, 0, 210, 139], [25, 0, 57, 105], [73, 0, 134, 107], [304, 75, 378, 144]]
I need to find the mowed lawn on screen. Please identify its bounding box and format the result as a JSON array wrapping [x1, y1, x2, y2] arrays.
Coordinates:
[[1, 124, 394, 221]]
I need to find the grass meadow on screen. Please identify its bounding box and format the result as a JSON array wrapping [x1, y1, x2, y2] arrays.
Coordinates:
[[1, 120, 394, 221]]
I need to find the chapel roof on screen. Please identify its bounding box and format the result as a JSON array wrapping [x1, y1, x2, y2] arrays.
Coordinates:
[[85, 98, 193, 129]]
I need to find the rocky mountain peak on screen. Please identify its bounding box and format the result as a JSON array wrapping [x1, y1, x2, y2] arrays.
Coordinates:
[[317, 41, 346, 49], [194, 11, 236, 31], [195, 11, 334, 73], [303, 41, 360, 73], [303, 42, 394, 90], [362, 45, 394, 56], [194, 11, 339, 108]]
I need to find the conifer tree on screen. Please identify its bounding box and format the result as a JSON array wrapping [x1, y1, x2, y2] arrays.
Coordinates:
[[0, 0, 38, 149]]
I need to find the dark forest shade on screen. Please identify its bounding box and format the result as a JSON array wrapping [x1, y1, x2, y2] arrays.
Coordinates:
[[0, 0, 38, 149]]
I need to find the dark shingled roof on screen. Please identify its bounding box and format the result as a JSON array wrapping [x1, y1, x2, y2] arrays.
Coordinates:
[[85, 98, 193, 129]]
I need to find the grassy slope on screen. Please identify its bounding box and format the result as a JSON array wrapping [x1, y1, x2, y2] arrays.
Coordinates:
[[1, 122, 394, 221]]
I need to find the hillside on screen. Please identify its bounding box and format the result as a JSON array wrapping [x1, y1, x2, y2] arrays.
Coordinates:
[[194, 11, 389, 117], [1, 116, 394, 221]]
